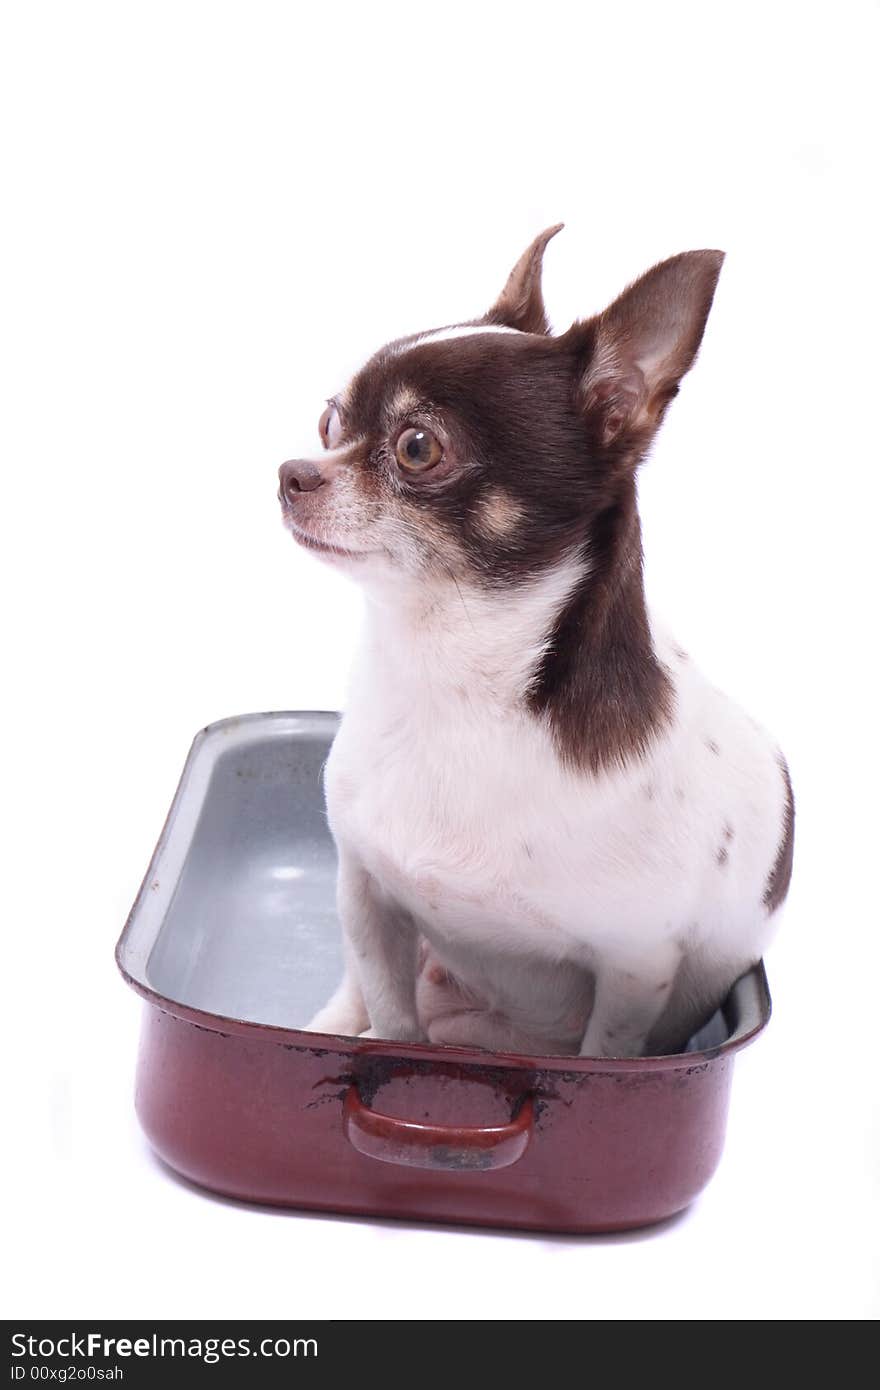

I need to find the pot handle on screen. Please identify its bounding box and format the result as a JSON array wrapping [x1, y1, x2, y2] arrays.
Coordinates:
[[343, 1085, 534, 1172]]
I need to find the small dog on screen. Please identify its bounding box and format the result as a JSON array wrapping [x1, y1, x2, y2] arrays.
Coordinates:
[[279, 226, 794, 1057]]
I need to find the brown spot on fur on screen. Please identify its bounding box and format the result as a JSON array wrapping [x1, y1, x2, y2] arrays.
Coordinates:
[[383, 385, 422, 427], [656, 980, 671, 992], [475, 489, 524, 538], [705, 738, 720, 755], [716, 845, 729, 866], [723, 822, 735, 841], [764, 754, 795, 913]]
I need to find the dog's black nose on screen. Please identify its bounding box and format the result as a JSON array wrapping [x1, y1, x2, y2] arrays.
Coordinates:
[[279, 460, 326, 502]]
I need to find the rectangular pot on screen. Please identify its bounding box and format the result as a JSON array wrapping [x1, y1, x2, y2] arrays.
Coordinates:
[[116, 711, 771, 1234]]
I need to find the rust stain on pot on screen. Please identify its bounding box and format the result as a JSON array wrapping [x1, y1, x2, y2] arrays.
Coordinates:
[[429, 1146, 495, 1171], [348, 1051, 537, 1109]]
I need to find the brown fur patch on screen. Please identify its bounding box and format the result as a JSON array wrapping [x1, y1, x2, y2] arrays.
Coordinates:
[[474, 488, 524, 538], [529, 489, 674, 773], [383, 385, 422, 427], [763, 755, 795, 913]]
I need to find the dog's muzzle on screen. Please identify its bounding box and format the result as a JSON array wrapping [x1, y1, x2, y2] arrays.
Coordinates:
[[278, 459, 326, 504]]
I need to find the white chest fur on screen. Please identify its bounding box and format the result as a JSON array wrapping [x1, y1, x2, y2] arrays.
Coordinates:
[[322, 570, 787, 1054]]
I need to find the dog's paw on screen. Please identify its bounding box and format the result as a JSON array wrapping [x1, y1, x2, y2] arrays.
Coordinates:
[[305, 1005, 367, 1037], [358, 1021, 427, 1044]]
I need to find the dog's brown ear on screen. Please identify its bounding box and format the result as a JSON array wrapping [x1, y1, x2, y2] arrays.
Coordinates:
[[580, 250, 725, 447], [485, 224, 564, 334]]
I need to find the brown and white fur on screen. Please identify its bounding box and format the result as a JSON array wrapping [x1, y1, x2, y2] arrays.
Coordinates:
[[279, 226, 794, 1057]]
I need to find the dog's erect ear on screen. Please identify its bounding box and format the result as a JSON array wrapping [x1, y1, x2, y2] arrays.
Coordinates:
[[484, 224, 564, 334], [581, 250, 725, 447]]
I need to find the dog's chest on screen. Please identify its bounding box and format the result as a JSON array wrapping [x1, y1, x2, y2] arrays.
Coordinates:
[[325, 681, 670, 954], [328, 697, 545, 889]]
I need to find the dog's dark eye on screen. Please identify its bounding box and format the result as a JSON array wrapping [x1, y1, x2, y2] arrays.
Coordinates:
[[395, 427, 443, 473], [318, 402, 342, 449]]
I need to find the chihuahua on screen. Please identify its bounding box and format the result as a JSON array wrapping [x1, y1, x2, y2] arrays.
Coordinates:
[[279, 226, 793, 1057]]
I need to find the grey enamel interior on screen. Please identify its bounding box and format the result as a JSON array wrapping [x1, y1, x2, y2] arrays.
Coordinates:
[[136, 714, 343, 1028], [119, 712, 764, 1052]]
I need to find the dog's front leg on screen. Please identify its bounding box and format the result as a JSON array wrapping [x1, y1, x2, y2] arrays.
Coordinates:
[[579, 945, 681, 1059], [305, 931, 370, 1037], [330, 851, 425, 1043]]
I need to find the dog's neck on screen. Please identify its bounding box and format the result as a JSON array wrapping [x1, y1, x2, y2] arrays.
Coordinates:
[[527, 487, 673, 772], [359, 552, 586, 711], [357, 487, 671, 769]]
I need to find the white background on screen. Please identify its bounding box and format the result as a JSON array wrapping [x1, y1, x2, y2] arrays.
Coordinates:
[[3, 0, 878, 1322]]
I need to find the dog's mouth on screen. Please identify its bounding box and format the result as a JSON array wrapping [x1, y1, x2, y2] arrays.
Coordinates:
[[279, 506, 372, 562]]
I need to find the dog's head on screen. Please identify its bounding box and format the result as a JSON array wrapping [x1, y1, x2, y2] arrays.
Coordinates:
[[278, 227, 723, 589]]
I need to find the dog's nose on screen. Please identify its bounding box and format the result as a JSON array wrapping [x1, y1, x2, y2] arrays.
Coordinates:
[[278, 459, 326, 502]]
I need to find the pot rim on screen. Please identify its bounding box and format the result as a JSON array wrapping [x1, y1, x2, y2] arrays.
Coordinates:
[[116, 710, 772, 1076]]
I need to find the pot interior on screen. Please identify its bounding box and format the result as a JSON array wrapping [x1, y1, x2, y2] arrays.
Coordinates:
[[118, 712, 766, 1055]]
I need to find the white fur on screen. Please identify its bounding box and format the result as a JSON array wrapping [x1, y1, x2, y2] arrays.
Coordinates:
[[400, 324, 523, 349], [308, 558, 787, 1057]]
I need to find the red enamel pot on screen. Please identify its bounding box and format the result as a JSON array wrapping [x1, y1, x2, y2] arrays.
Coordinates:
[[116, 712, 771, 1233]]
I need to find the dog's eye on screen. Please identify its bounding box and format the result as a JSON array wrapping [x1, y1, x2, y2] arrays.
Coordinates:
[[395, 427, 443, 473], [318, 402, 342, 449]]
